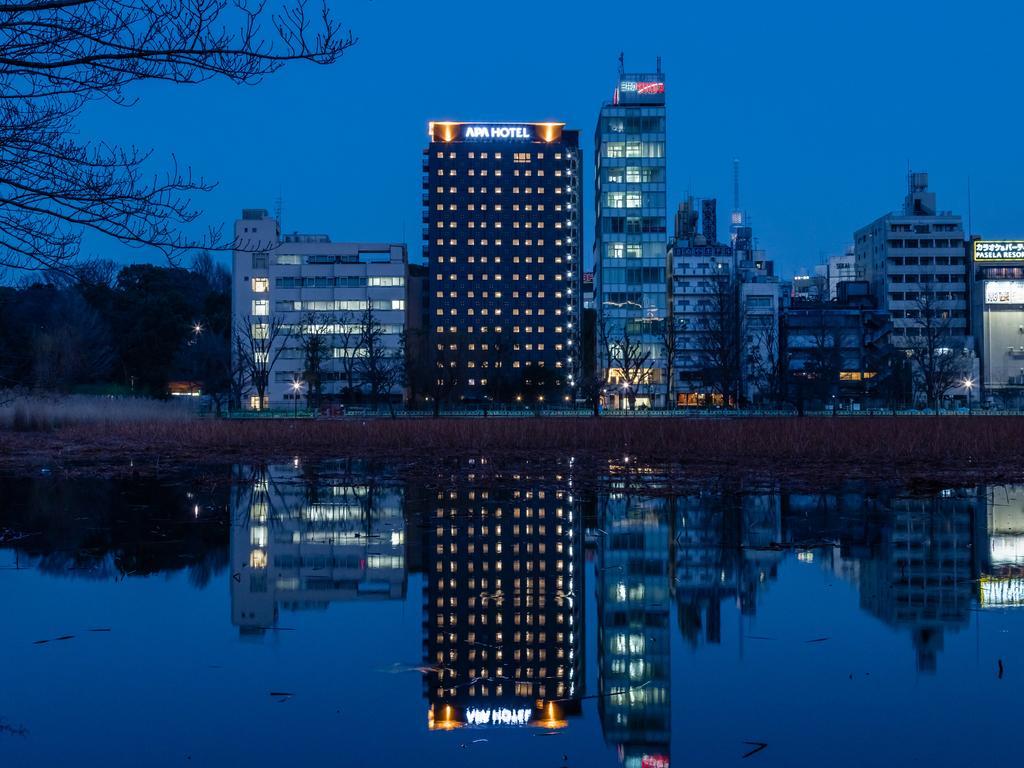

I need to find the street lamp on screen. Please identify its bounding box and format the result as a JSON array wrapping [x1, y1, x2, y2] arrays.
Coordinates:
[[291, 380, 303, 417], [962, 377, 974, 413]]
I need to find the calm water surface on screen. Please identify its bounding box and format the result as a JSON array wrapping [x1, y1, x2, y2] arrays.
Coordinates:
[[1, 461, 1021, 767]]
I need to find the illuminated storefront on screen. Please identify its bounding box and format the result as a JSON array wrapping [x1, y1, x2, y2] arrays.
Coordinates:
[[971, 239, 1024, 406]]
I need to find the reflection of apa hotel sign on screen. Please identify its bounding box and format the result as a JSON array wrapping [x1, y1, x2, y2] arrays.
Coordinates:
[[464, 125, 532, 140], [465, 707, 532, 726], [974, 240, 1024, 262]]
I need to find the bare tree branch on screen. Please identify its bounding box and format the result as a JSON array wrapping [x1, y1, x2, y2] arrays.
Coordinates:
[[1, 0, 356, 270]]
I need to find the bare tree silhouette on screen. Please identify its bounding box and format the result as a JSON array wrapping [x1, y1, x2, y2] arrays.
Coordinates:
[[0, 0, 355, 271]]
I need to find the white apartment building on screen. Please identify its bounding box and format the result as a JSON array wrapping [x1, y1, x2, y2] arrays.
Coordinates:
[[854, 173, 968, 348], [232, 209, 409, 409]]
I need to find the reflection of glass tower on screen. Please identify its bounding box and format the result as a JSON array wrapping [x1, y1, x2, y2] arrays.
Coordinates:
[[857, 494, 975, 673], [423, 479, 583, 731], [230, 464, 406, 634], [597, 491, 671, 767]]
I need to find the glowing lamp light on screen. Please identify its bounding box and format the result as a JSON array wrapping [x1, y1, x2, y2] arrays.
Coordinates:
[[428, 704, 464, 731], [532, 701, 568, 730]]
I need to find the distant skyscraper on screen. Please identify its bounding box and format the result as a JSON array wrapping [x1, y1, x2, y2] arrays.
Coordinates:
[[594, 64, 668, 409], [423, 122, 582, 403]]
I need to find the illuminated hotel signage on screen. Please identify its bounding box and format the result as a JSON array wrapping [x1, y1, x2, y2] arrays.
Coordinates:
[[429, 122, 564, 143], [620, 80, 665, 95], [985, 281, 1024, 305], [464, 125, 531, 139], [974, 240, 1024, 262], [614, 75, 666, 104]]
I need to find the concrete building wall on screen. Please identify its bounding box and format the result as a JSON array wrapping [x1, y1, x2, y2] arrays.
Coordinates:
[[232, 208, 408, 408], [853, 173, 968, 348]]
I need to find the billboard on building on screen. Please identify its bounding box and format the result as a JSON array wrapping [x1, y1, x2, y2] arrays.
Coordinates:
[[985, 281, 1024, 305], [974, 240, 1024, 263], [614, 73, 666, 105]]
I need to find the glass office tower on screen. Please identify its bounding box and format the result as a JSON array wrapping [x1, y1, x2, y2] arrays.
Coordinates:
[[594, 67, 669, 409]]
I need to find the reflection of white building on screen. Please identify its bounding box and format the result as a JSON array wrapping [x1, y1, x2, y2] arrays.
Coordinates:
[[979, 485, 1024, 608], [856, 494, 975, 673], [230, 464, 406, 634]]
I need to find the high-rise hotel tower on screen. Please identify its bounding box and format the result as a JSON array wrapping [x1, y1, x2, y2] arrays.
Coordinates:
[[424, 122, 582, 403], [594, 64, 669, 409]]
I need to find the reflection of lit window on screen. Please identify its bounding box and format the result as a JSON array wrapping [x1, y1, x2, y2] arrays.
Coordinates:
[[249, 549, 267, 568], [250, 525, 267, 548]]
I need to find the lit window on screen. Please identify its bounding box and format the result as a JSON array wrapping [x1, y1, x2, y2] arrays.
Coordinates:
[[251, 277, 269, 293]]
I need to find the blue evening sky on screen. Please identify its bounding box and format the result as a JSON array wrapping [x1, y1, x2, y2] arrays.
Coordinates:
[[76, 0, 1022, 278]]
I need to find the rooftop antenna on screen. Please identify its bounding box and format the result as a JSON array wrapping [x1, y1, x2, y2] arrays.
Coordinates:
[[656, 55, 662, 74], [733, 158, 740, 213], [618, 51, 624, 74], [967, 175, 973, 237], [274, 189, 283, 229]]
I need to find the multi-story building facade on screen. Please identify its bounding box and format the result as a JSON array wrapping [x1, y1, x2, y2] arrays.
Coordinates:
[[668, 197, 734, 406], [422, 479, 583, 731], [780, 281, 893, 407], [970, 239, 1024, 407], [595, 65, 669, 409], [423, 122, 582, 403], [232, 209, 409, 408], [854, 172, 968, 348]]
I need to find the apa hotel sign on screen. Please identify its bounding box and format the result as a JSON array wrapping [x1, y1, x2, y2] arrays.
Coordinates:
[[974, 240, 1024, 262], [464, 125, 531, 139], [429, 121, 565, 143]]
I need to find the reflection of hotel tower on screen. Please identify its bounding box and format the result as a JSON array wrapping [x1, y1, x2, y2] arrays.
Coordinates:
[[977, 485, 1024, 608], [597, 492, 671, 767], [423, 480, 583, 730], [674, 492, 783, 647], [230, 464, 406, 633], [857, 493, 975, 672]]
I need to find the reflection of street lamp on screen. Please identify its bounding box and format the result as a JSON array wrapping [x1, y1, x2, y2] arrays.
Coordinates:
[[963, 377, 974, 413], [291, 380, 303, 416]]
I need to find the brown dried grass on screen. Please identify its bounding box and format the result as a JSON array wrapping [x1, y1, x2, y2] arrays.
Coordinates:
[[2, 415, 1020, 477]]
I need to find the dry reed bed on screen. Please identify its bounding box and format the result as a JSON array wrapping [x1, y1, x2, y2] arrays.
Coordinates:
[[1, 416, 1020, 474]]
